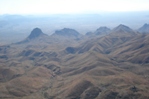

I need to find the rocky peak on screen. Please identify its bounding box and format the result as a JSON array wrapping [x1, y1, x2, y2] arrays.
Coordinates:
[[28, 28, 44, 39]]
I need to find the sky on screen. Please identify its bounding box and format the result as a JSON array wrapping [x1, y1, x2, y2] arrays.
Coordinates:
[[0, 0, 149, 15]]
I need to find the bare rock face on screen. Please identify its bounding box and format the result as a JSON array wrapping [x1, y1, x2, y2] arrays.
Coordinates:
[[28, 28, 44, 39]]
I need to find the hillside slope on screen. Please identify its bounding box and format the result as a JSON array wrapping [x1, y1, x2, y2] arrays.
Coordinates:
[[0, 25, 149, 99]]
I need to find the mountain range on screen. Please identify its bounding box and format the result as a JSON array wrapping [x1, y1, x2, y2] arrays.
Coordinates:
[[0, 24, 149, 99]]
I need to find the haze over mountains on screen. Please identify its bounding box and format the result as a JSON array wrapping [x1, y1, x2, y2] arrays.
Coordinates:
[[0, 11, 149, 44], [0, 22, 149, 99]]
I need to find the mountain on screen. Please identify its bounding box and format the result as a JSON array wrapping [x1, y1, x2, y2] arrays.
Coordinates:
[[17, 27, 50, 44], [94, 26, 111, 35], [51, 28, 82, 39], [85, 26, 111, 37], [111, 24, 136, 35], [27, 28, 44, 39], [138, 23, 149, 34], [76, 25, 138, 55]]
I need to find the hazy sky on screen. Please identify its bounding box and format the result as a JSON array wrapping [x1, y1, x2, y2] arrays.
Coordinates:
[[0, 0, 149, 14]]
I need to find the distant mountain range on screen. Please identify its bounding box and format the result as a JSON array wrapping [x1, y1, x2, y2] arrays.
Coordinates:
[[17, 23, 149, 42], [0, 23, 149, 99]]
